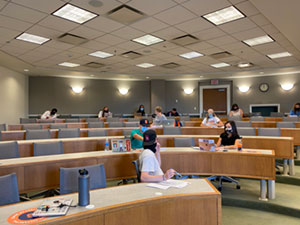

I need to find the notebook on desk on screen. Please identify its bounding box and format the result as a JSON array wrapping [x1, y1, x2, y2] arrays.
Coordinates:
[[32, 198, 72, 217], [198, 139, 216, 151]]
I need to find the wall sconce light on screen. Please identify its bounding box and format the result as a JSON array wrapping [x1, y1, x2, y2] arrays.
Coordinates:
[[119, 88, 129, 95], [184, 88, 193, 95], [238, 86, 250, 93], [281, 83, 294, 91], [72, 86, 83, 94]]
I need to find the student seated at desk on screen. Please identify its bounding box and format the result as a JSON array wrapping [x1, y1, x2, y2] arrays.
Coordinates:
[[289, 102, 300, 116], [153, 106, 167, 125], [41, 108, 57, 119], [98, 106, 112, 118], [136, 105, 146, 116], [167, 108, 180, 117], [229, 104, 243, 118], [139, 129, 176, 182], [201, 109, 224, 128], [130, 119, 150, 149], [216, 121, 241, 150]]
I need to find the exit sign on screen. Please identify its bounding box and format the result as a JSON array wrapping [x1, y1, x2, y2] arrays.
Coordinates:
[[211, 79, 219, 85]]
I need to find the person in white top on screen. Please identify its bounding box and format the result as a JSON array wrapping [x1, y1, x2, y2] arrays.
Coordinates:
[[201, 108, 224, 128], [139, 129, 176, 182], [41, 108, 57, 119], [229, 104, 244, 118], [153, 106, 167, 125], [98, 106, 112, 118]]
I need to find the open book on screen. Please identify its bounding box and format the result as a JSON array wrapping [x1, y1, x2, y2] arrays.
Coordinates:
[[32, 198, 73, 217], [147, 179, 190, 190]]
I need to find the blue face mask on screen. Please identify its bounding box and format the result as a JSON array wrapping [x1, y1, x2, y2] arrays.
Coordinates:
[[140, 108, 144, 111], [208, 113, 213, 118], [141, 126, 148, 133]]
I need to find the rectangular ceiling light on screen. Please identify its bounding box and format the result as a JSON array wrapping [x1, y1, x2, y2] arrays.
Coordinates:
[[237, 62, 253, 68], [16, 33, 50, 45], [53, 4, 98, 24], [89, 51, 114, 58], [179, 51, 204, 59], [267, 52, 292, 59], [211, 62, 230, 68], [58, 62, 80, 67], [132, 34, 164, 46], [136, 63, 155, 68], [242, 35, 274, 46], [203, 6, 245, 26]]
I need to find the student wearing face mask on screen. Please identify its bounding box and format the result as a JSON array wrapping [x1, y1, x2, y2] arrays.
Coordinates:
[[201, 109, 224, 128], [41, 108, 58, 119], [229, 104, 243, 118], [98, 106, 112, 118], [290, 103, 300, 116], [136, 105, 145, 116], [216, 121, 241, 150], [139, 129, 176, 182], [130, 119, 150, 149]]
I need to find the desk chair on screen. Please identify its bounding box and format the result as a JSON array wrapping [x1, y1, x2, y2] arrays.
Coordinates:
[[207, 175, 240, 191], [20, 118, 36, 124], [39, 119, 54, 123], [88, 129, 106, 137], [237, 128, 256, 136], [23, 124, 42, 130], [235, 121, 251, 127], [163, 126, 181, 135], [60, 164, 106, 194], [0, 173, 20, 205], [0, 141, 19, 159], [174, 138, 194, 147], [50, 123, 67, 129], [86, 118, 100, 122], [26, 129, 51, 140], [125, 122, 139, 127], [228, 116, 241, 121], [88, 122, 104, 128], [58, 128, 80, 138], [180, 116, 190, 121], [65, 118, 80, 123], [276, 122, 296, 128], [33, 141, 64, 156], [132, 160, 141, 183], [108, 122, 124, 128], [107, 118, 120, 122], [0, 124, 6, 131], [270, 112, 284, 117], [283, 117, 298, 122], [258, 128, 281, 136], [127, 118, 139, 122], [250, 116, 264, 121]]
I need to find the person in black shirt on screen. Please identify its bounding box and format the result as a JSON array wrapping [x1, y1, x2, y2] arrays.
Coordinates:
[[216, 120, 240, 150], [136, 104, 145, 116], [167, 108, 179, 117]]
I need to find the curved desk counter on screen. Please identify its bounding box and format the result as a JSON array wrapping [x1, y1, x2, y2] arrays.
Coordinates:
[[0, 148, 275, 199], [0, 179, 221, 225]]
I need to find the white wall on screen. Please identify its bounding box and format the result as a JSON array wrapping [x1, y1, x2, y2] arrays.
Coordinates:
[[0, 66, 28, 125]]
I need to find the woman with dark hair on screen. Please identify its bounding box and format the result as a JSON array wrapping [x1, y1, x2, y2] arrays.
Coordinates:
[[216, 121, 241, 150], [136, 104, 145, 116], [290, 103, 300, 116], [41, 108, 58, 119], [98, 106, 112, 118], [229, 104, 243, 118]]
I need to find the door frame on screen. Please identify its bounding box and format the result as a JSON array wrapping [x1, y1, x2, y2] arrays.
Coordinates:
[[199, 84, 231, 116]]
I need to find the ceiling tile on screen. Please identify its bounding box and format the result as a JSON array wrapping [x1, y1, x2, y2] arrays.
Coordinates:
[[127, 0, 177, 15], [85, 16, 124, 32], [0, 15, 33, 32], [219, 18, 257, 34], [261, 24, 280, 35], [69, 26, 105, 40], [182, 0, 231, 16], [235, 1, 259, 17], [69, 0, 122, 15], [26, 25, 62, 39], [193, 27, 226, 41], [43, 39, 74, 50], [186, 41, 214, 51], [199, 47, 223, 55], [228, 0, 245, 4], [95, 34, 125, 45], [116, 41, 144, 51], [5, 39, 39, 51], [111, 26, 145, 40], [0, 3, 47, 23], [175, 17, 214, 34], [153, 27, 186, 40], [0, 0, 7, 10], [208, 35, 237, 46], [250, 14, 270, 26], [131, 17, 169, 33], [1, 45, 31, 56], [150, 41, 178, 51], [11, 0, 65, 13], [39, 15, 80, 33], [80, 40, 110, 50], [154, 5, 197, 25], [0, 27, 21, 43], [231, 27, 266, 40], [68, 46, 94, 55]]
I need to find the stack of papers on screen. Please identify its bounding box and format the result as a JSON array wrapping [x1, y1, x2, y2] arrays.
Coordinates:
[[147, 179, 189, 190], [32, 198, 72, 217]]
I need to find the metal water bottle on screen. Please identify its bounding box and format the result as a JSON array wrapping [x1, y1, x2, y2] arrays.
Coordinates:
[[78, 169, 90, 206]]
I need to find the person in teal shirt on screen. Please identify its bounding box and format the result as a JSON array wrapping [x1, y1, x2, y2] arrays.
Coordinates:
[[131, 119, 150, 149]]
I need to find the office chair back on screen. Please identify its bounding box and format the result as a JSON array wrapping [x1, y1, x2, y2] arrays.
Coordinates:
[[0, 124, 6, 131], [20, 118, 36, 124], [283, 117, 298, 122], [106, 118, 120, 122], [228, 116, 241, 121], [270, 112, 284, 117], [0, 141, 19, 159], [108, 122, 124, 128], [132, 160, 141, 183], [125, 122, 139, 127], [88, 129, 106, 137], [258, 128, 281, 137], [0, 173, 20, 205], [58, 128, 80, 138], [163, 126, 181, 135], [237, 128, 256, 136], [250, 116, 264, 121], [174, 138, 194, 147], [50, 123, 67, 129], [88, 122, 104, 128], [180, 116, 190, 121], [276, 122, 296, 128], [23, 124, 42, 130], [33, 141, 64, 156], [86, 118, 100, 122], [235, 121, 251, 127], [39, 119, 54, 123], [59, 164, 106, 194], [26, 129, 51, 140], [65, 118, 80, 123]]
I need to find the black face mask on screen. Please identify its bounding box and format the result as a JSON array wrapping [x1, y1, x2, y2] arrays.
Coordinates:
[[146, 143, 157, 153], [104, 110, 109, 113], [295, 108, 300, 111], [225, 128, 233, 134]]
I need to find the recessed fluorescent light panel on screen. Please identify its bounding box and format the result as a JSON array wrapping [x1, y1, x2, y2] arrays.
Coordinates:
[[179, 51, 204, 59], [136, 63, 155, 68], [89, 51, 114, 58], [58, 62, 80, 67], [132, 34, 164, 46], [211, 63, 230, 68], [203, 6, 244, 25], [242, 35, 274, 46], [237, 62, 253, 68], [16, 33, 50, 45], [267, 52, 292, 59], [53, 4, 98, 24]]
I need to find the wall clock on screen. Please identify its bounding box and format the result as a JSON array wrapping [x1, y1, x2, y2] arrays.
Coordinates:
[[259, 83, 269, 92]]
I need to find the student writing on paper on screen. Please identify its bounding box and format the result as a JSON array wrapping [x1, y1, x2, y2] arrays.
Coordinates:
[[139, 129, 176, 182], [216, 121, 241, 150]]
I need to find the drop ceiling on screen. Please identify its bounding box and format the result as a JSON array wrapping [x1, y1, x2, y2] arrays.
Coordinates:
[[0, 0, 300, 80]]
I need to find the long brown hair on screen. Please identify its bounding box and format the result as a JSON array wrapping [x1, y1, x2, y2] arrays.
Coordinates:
[[292, 103, 300, 113]]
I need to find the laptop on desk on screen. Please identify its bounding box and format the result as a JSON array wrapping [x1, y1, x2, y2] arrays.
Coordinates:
[[198, 139, 216, 151], [111, 139, 131, 152]]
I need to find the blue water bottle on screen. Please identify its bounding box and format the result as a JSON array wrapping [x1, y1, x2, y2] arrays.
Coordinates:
[[78, 169, 90, 206]]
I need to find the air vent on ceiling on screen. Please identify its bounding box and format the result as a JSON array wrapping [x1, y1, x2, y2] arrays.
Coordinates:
[[107, 5, 145, 25], [84, 62, 105, 68], [210, 51, 232, 59], [57, 33, 88, 45], [121, 51, 142, 59], [171, 34, 199, 46], [161, 62, 180, 69]]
